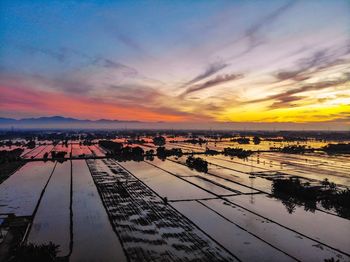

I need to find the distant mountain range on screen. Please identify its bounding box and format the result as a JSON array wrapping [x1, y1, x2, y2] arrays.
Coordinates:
[[0, 116, 140, 126], [0, 116, 348, 131]]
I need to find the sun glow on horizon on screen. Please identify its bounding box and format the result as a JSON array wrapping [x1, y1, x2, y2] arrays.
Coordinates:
[[0, 0, 349, 127]]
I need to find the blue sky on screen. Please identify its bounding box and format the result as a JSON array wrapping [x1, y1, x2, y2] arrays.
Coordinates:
[[0, 0, 349, 128]]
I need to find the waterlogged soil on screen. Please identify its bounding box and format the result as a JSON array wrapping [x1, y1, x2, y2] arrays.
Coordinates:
[[35, 145, 55, 159], [88, 145, 106, 157], [53, 144, 71, 154], [22, 145, 47, 159], [225, 194, 350, 255], [2, 140, 349, 262], [27, 161, 71, 256], [171, 156, 271, 193], [201, 198, 348, 261], [87, 159, 237, 262], [166, 142, 350, 187], [181, 176, 239, 196], [70, 160, 126, 262], [171, 200, 294, 262], [119, 161, 214, 200], [71, 144, 92, 157], [255, 153, 350, 186], [148, 158, 207, 177], [0, 161, 56, 216]]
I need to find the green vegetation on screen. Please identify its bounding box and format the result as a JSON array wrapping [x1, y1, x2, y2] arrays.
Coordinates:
[[0, 161, 24, 184], [223, 147, 253, 158], [230, 137, 250, 144], [156, 147, 183, 160], [184, 138, 207, 145], [99, 140, 123, 154], [145, 149, 155, 160], [272, 177, 350, 218], [51, 151, 67, 160], [99, 140, 144, 160], [0, 148, 23, 162], [153, 136, 166, 146], [186, 156, 208, 173], [205, 148, 220, 155], [116, 146, 144, 161], [324, 257, 340, 262], [253, 136, 261, 145], [10, 242, 59, 262], [323, 143, 350, 154], [280, 145, 308, 154], [82, 140, 93, 146], [43, 152, 49, 160], [26, 140, 36, 149], [0, 149, 24, 183]]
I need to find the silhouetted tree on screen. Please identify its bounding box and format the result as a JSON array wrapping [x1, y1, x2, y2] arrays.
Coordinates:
[[43, 152, 49, 161], [323, 143, 350, 154], [153, 136, 166, 146], [186, 156, 208, 173], [253, 136, 261, 145], [26, 140, 36, 149], [11, 242, 59, 262]]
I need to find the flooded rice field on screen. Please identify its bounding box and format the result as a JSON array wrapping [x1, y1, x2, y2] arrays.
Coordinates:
[[224, 194, 350, 254], [0, 161, 56, 216], [119, 160, 214, 200], [71, 144, 93, 157], [27, 161, 71, 256], [88, 145, 106, 157], [87, 159, 235, 261], [1, 139, 349, 261], [70, 160, 125, 262]]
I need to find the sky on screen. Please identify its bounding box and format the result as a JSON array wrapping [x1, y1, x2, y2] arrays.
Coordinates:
[[0, 0, 349, 129]]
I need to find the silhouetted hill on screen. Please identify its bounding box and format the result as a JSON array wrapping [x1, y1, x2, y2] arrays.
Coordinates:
[[0, 116, 348, 131], [0, 116, 141, 124]]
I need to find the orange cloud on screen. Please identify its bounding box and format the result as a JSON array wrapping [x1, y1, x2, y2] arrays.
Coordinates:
[[0, 85, 188, 122]]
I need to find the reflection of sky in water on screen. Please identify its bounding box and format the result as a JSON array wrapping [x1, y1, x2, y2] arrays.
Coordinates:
[[0, 161, 55, 216]]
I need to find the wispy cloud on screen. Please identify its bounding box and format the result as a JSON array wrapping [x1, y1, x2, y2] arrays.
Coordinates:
[[181, 73, 243, 96], [275, 44, 350, 82], [244, 0, 296, 41], [176, 2, 297, 90], [17, 45, 68, 62], [113, 31, 144, 53], [104, 23, 147, 54], [16, 44, 142, 76], [227, 0, 297, 61], [250, 73, 350, 109], [182, 61, 229, 87], [91, 57, 139, 78]]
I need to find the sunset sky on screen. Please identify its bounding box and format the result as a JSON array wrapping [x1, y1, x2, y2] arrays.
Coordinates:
[[0, 0, 349, 128]]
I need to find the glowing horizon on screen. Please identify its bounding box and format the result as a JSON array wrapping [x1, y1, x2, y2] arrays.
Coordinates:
[[0, 0, 349, 127]]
